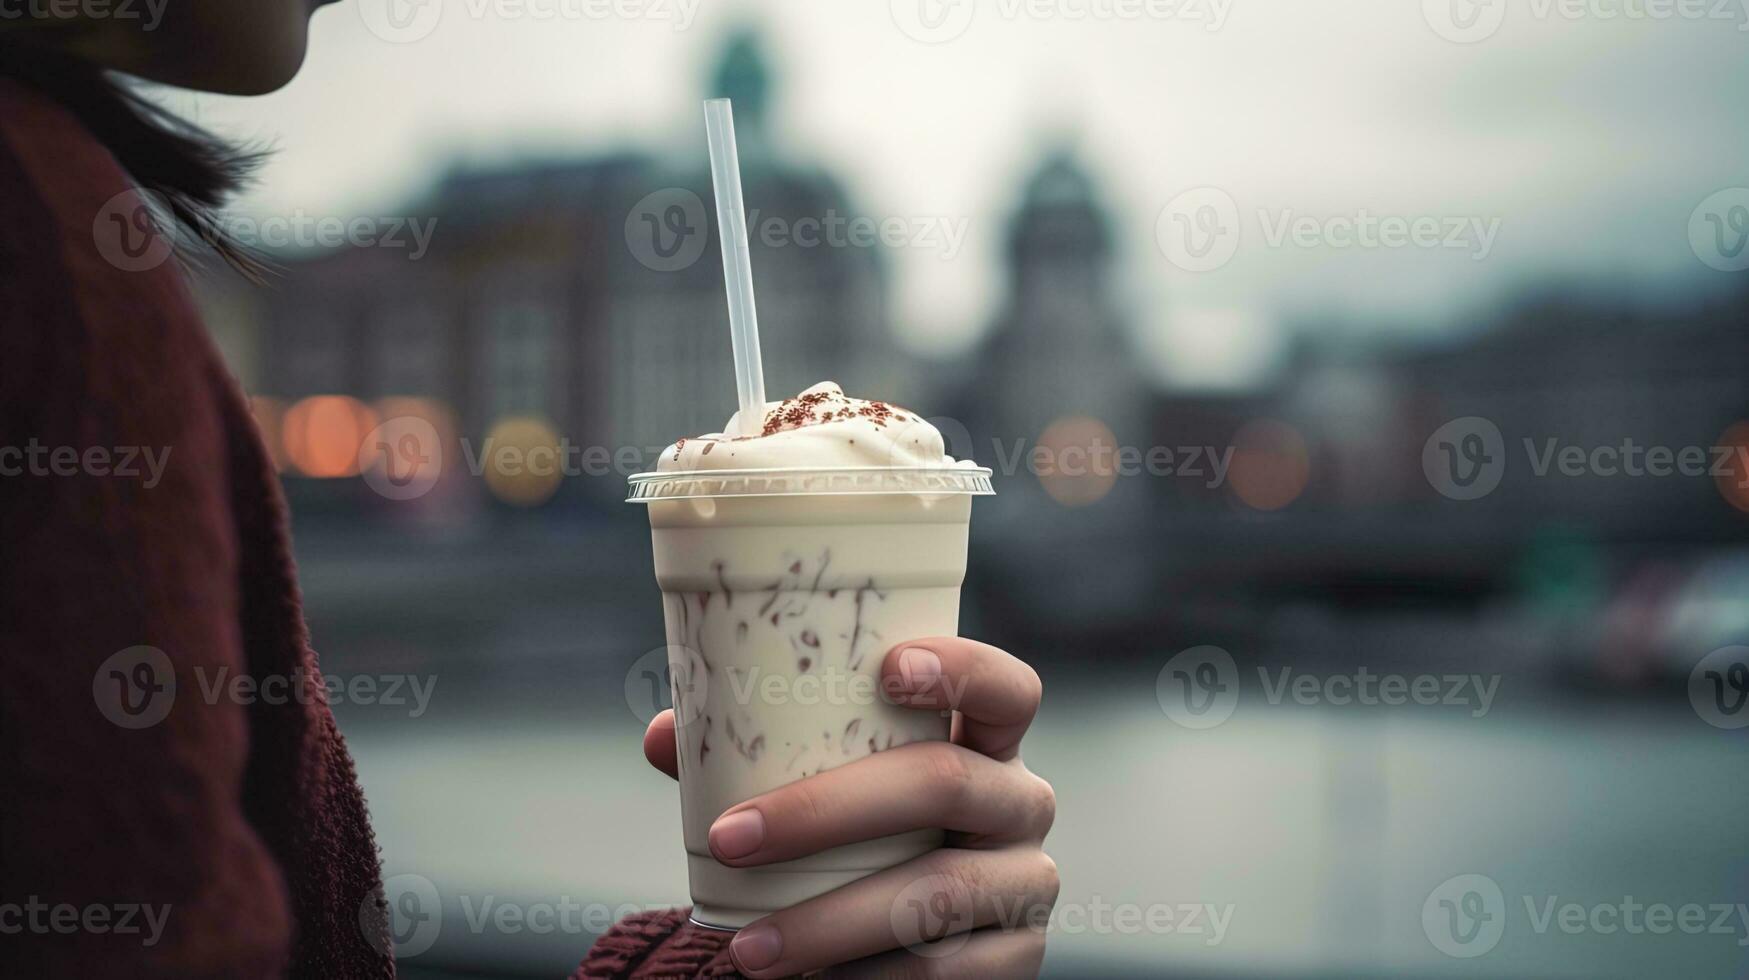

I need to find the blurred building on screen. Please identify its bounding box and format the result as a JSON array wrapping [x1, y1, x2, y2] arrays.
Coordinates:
[[208, 28, 896, 509], [191, 27, 1749, 655], [954, 148, 1157, 640]]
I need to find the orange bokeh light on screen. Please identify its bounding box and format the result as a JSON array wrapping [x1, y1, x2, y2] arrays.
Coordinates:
[[283, 395, 378, 478], [1036, 415, 1120, 508], [1227, 418, 1310, 512], [482, 415, 564, 507], [1716, 420, 1749, 514]]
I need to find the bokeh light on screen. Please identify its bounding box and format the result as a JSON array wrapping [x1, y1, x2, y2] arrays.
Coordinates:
[[483, 415, 564, 507], [283, 395, 378, 478], [1716, 421, 1749, 514], [1036, 415, 1120, 508], [1227, 418, 1310, 512]]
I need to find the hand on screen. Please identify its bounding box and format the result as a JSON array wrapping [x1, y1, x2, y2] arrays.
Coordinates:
[[642, 637, 1058, 978]]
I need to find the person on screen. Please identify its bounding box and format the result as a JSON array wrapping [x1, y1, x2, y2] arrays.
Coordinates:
[[0, 4, 1058, 977]]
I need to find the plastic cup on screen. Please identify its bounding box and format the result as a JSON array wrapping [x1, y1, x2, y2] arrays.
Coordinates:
[[627, 465, 993, 929]]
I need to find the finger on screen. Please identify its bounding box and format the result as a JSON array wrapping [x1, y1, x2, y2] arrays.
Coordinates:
[[642, 709, 678, 780], [820, 925, 1047, 979], [881, 638, 1042, 761], [707, 741, 1055, 865], [726, 845, 1059, 979]]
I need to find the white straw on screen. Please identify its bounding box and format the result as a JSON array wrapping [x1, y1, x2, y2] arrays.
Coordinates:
[[703, 98, 767, 437]]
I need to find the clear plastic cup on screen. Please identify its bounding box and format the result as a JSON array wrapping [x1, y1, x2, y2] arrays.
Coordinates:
[[628, 465, 993, 929]]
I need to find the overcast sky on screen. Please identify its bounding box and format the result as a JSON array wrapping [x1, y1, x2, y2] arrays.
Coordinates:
[[169, 0, 1749, 389]]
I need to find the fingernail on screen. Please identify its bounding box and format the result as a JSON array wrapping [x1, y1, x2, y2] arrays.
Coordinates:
[[900, 647, 941, 691], [709, 808, 765, 861], [730, 921, 782, 972]]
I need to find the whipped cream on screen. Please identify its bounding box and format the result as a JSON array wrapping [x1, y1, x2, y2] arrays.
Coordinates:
[[657, 382, 969, 471]]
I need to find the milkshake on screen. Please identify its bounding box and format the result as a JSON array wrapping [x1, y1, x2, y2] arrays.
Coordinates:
[[628, 381, 992, 929]]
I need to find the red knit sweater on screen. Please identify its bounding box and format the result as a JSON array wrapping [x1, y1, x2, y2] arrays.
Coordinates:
[[0, 76, 739, 979]]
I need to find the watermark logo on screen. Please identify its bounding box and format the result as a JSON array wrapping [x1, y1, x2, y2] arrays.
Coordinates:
[[359, 415, 444, 500], [889, 873, 976, 957], [1689, 645, 1749, 730], [1422, 0, 1507, 42], [1157, 187, 1241, 273], [1428, 0, 1749, 44], [357, 0, 444, 43], [92, 646, 175, 729], [1425, 874, 1749, 955], [0, 897, 171, 947], [1689, 188, 1749, 273], [748, 210, 970, 260], [93, 188, 175, 273], [1159, 190, 1498, 272], [190, 666, 438, 718], [1159, 652, 1501, 729], [0, 440, 172, 488], [1423, 873, 1507, 957], [625, 188, 709, 272], [890, 0, 979, 42], [1423, 416, 1506, 500], [1424, 417, 1749, 501], [1155, 645, 1240, 729], [364, 873, 443, 957], [219, 212, 437, 258], [0, 0, 170, 30], [360, 0, 701, 40], [624, 644, 709, 725]]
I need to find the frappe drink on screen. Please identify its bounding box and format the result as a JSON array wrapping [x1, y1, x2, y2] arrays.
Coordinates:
[[628, 381, 992, 929]]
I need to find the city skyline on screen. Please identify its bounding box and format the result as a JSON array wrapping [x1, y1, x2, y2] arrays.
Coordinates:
[[164, 0, 1749, 392]]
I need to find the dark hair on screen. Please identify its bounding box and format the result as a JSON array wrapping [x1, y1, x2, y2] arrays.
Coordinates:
[[0, 39, 269, 280]]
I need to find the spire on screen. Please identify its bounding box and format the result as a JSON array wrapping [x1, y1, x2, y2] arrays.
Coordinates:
[[1006, 145, 1112, 270], [709, 27, 772, 144]]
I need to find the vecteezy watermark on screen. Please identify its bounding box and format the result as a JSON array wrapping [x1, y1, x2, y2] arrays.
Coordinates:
[[889, 0, 1232, 44], [1423, 873, 1749, 957], [624, 645, 710, 726], [1156, 646, 1500, 729], [1422, 874, 1507, 957], [1689, 188, 1749, 273], [332, 410, 1273, 508], [359, 415, 445, 501], [343, 423, 1243, 503], [1424, 0, 1749, 44], [220, 212, 436, 258], [356, 0, 702, 44], [623, 645, 972, 726], [986, 435, 1234, 487], [0, 440, 172, 488], [93, 646, 176, 730], [1154, 646, 1240, 729], [890, 873, 977, 957], [361, 873, 680, 958], [744, 210, 970, 261], [1422, 417, 1749, 501], [92, 189, 436, 272], [190, 666, 438, 718], [0, 897, 171, 948], [1422, 417, 1506, 501], [91, 649, 438, 730], [364, 874, 443, 958], [1157, 187, 1501, 272], [624, 187, 971, 272], [1690, 646, 1749, 730], [625, 188, 709, 273], [0, 0, 169, 31], [888, 874, 1231, 960]]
